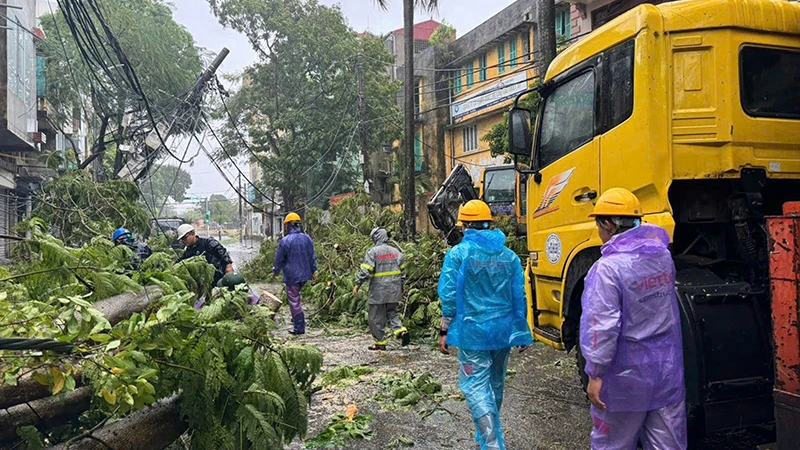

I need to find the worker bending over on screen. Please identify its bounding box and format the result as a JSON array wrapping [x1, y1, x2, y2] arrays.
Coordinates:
[[177, 224, 234, 287], [112, 227, 152, 269]]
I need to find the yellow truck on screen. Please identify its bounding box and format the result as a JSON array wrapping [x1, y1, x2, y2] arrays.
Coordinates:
[[506, 0, 800, 437]]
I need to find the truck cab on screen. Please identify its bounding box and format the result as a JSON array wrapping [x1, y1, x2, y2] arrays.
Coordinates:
[[507, 0, 800, 437], [478, 164, 527, 230]]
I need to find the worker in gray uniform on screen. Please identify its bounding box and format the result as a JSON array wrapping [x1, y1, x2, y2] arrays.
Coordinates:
[[353, 227, 410, 350]]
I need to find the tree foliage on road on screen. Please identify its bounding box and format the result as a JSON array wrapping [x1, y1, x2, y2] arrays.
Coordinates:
[[39, 0, 203, 171], [207, 0, 400, 210], [1, 220, 322, 449]]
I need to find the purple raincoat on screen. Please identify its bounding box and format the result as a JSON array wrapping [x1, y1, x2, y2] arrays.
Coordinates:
[[580, 224, 684, 413], [272, 225, 317, 285]]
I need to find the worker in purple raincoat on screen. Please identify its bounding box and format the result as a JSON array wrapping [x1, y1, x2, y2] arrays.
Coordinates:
[[580, 188, 686, 450], [272, 212, 317, 335]]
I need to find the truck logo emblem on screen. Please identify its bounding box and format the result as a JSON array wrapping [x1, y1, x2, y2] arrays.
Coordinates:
[[533, 168, 575, 219], [545, 234, 562, 264]]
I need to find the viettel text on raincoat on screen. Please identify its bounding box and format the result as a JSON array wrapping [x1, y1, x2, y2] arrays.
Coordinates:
[[580, 223, 684, 412]]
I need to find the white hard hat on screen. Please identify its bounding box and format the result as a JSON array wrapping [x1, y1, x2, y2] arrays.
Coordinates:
[[177, 224, 195, 240]]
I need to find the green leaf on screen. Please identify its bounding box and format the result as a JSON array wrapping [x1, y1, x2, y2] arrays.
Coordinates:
[[90, 333, 112, 343], [4, 372, 18, 386], [65, 375, 76, 392], [106, 340, 122, 351]]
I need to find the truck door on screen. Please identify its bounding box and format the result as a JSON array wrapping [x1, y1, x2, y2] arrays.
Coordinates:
[[530, 68, 600, 292]]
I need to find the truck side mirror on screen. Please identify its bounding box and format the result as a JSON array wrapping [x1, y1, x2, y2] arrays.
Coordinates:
[[508, 108, 532, 157]]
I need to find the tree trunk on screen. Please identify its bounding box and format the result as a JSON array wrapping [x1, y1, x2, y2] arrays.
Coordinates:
[[0, 372, 84, 411], [537, 0, 557, 72], [0, 287, 162, 410], [92, 286, 163, 326], [0, 387, 92, 443], [46, 396, 186, 450], [402, 0, 416, 237]]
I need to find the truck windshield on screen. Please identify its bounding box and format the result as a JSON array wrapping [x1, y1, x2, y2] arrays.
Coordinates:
[[740, 46, 800, 119], [484, 169, 516, 203]]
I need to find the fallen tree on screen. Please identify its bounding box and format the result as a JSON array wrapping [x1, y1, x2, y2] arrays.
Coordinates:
[[0, 287, 163, 410], [0, 387, 92, 442], [47, 396, 185, 450], [0, 220, 323, 449]]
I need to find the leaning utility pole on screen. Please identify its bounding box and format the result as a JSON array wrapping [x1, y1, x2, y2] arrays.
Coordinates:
[[538, 0, 557, 72], [238, 173, 243, 244], [402, 0, 416, 236], [129, 48, 230, 181]]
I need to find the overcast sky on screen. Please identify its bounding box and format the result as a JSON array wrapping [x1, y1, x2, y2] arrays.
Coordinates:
[[167, 0, 517, 205]]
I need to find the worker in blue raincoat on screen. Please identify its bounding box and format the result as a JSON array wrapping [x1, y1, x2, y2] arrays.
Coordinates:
[[272, 213, 317, 335], [437, 200, 532, 450], [581, 188, 686, 450]]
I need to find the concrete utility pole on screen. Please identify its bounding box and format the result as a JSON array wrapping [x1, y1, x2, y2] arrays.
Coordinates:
[[357, 53, 370, 189], [402, 0, 416, 237], [538, 0, 557, 72], [238, 173, 243, 244]]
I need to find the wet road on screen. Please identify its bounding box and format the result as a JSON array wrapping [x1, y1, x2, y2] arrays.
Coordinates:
[[225, 240, 260, 270]]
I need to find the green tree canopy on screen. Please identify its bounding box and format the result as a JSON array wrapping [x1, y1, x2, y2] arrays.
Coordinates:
[[140, 164, 194, 216], [40, 0, 203, 172], [190, 194, 238, 226], [207, 0, 401, 210]]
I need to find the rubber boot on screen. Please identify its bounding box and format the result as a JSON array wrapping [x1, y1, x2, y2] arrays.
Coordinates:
[[289, 313, 306, 335]]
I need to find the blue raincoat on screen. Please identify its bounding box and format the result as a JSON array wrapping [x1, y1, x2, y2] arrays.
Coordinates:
[[272, 225, 317, 285], [438, 228, 532, 450], [438, 228, 532, 351], [580, 224, 686, 449]]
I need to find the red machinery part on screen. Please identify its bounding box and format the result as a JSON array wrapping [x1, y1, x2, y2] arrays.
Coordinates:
[[767, 201, 800, 450]]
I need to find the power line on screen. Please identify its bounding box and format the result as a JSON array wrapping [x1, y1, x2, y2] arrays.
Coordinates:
[[296, 122, 361, 210], [194, 132, 271, 214], [199, 110, 282, 208]]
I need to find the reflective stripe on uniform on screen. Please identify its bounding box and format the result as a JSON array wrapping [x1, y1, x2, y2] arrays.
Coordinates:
[[373, 270, 402, 278], [361, 263, 374, 272]]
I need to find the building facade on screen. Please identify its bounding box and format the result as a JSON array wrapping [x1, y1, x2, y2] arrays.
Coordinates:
[[443, 1, 538, 182], [0, 0, 40, 261]]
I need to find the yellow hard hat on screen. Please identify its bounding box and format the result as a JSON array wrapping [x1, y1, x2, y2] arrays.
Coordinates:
[[590, 188, 643, 218], [458, 200, 493, 224], [283, 212, 302, 224]]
